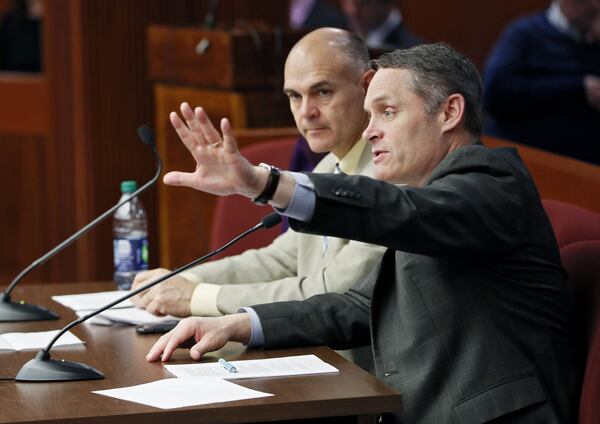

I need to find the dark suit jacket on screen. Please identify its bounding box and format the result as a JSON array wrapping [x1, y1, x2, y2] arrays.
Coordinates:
[[252, 144, 581, 424]]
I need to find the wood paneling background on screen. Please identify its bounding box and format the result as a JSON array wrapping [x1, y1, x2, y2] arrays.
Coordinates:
[[0, 0, 290, 287]]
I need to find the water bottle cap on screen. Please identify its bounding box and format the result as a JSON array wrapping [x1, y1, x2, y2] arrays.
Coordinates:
[[120, 180, 138, 193]]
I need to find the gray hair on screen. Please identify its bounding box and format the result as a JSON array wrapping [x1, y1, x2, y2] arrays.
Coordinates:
[[371, 43, 483, 136], [335, 31, 371, 76]]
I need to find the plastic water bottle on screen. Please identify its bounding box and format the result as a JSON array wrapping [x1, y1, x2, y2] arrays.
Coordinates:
[[113, 180, 148, 290]]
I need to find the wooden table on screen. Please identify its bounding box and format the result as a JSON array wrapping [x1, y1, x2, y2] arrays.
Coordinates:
[[0, 282, 401, 423]]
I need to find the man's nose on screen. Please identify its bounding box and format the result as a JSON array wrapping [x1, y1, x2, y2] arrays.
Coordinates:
[[300, 98, 319, 119], [363, 120, 381, 142]]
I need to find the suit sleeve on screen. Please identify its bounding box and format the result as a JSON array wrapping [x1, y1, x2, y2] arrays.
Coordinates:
[[290, 146, 533, 257], [215, 239, 385, 314], [252, 260, 378, 350]]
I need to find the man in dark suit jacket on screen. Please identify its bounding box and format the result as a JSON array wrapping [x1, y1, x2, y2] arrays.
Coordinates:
[[147, 43, 581, 424]]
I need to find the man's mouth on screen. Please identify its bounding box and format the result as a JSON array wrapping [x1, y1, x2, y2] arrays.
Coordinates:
[[373, 149, 388, 163]]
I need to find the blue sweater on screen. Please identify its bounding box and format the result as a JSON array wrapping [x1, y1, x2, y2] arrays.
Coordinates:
[[483, 13, 600, 164]]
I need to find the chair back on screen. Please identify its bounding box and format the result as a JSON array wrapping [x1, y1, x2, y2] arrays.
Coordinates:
[[209, 137, 297, 258], [543, 199, 600, 424]]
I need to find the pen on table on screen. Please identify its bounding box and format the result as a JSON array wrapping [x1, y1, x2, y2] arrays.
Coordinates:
[[218, 358, 238, 373]]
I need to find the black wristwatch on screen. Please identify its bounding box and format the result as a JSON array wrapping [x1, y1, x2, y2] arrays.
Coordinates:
[[252, 163, 281, 205]]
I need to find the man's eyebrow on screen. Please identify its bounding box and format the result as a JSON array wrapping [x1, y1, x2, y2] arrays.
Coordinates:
[[370, 94, 392, 104], [284, 80, 336, 95], [309, 80, 334, 90]]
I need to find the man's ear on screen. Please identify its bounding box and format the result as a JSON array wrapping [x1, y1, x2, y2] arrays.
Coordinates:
[[441, 93, 465, 133], [360, 69, 376, 90]]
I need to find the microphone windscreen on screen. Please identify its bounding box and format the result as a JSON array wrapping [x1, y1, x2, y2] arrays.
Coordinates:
[[261, 213, 282, 229], [137, 125, 156, 147]]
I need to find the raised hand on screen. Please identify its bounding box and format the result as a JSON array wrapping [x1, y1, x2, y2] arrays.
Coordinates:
[[164, 102, 267, 198]]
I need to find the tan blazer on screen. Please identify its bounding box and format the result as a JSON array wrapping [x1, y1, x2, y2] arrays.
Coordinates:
[[181, 142, 385, 316]]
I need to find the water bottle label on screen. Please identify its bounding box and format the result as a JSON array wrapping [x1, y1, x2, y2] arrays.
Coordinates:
[[113, 238, 149, 272]]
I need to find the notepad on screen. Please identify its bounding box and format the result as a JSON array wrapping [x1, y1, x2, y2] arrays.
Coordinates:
[[164, 354, 339, 380], [0, 330, 83, 351]]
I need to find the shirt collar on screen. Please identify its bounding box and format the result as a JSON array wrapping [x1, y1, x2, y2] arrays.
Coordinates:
[[335, 138, 368, 174], [547, 1, 584, 42]]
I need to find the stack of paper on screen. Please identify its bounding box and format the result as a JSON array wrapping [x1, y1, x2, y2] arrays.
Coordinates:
[[52, 291, 179, 326], [0, 330, 83, 351], [92, 354, 339, 409], [165, 354, 339, 380]]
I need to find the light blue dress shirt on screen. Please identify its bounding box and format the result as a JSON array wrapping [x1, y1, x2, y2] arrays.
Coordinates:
[[239, 171, 317, 347]]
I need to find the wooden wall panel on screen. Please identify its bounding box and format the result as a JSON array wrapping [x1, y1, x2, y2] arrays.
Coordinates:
[[0, 77, 49, 287], [2, 0, 291, 287], [401, 0, 549, 69], [0, 135, 45, 286], [67, 1, 286, 280], [36, 0, 290, 284], [0, 76, 48, 135]]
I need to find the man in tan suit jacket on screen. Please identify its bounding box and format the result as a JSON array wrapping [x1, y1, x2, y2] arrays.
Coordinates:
[[131, 29, 385, 337]]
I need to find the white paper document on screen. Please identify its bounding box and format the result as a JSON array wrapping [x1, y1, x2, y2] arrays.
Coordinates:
[[75, 308, 179, 326], [165, 354, 339, 380], [93, 377, 273, 409], [52, 291, 133, 311], [0, 330, 84, 351]]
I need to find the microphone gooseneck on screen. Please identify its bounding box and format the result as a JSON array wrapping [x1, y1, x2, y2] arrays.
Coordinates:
[[0, 125, 162, 322], [15, 212, 282, 382]]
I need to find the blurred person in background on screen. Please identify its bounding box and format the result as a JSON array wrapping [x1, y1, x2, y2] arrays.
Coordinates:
[[0, 0, 43, 72], [483, 0, 600, 164]]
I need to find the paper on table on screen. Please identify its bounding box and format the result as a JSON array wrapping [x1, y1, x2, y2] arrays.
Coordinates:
[[76, 308, 179, 326], [93, 377, 273, 409], [0, 330, 83, 351], [165, 354, 339, 380], [52, 291, 133, 311]]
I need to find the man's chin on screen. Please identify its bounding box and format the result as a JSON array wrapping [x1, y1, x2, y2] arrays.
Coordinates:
[[305, 137, 334, 154]]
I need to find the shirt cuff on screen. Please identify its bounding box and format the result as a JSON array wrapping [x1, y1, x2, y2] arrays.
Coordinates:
[[275, 172, 316, 222], [190, 283, 222, 316], [238, 307, 265, 347]]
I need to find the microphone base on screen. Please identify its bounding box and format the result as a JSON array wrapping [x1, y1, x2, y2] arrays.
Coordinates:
[[0, 298, 59, 322], [16, 353, 104, 382]]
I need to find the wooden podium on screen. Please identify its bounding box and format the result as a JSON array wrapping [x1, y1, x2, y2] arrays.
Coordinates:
[[147, 25, 301, 267]]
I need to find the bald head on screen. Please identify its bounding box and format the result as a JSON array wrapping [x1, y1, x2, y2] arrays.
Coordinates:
[[285, 28, 370, 80], [282, 28, 372, 159]]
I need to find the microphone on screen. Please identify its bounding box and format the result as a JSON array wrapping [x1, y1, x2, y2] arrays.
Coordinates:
[[0, 125, 162, 322], [15, 213, 282, 381]]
